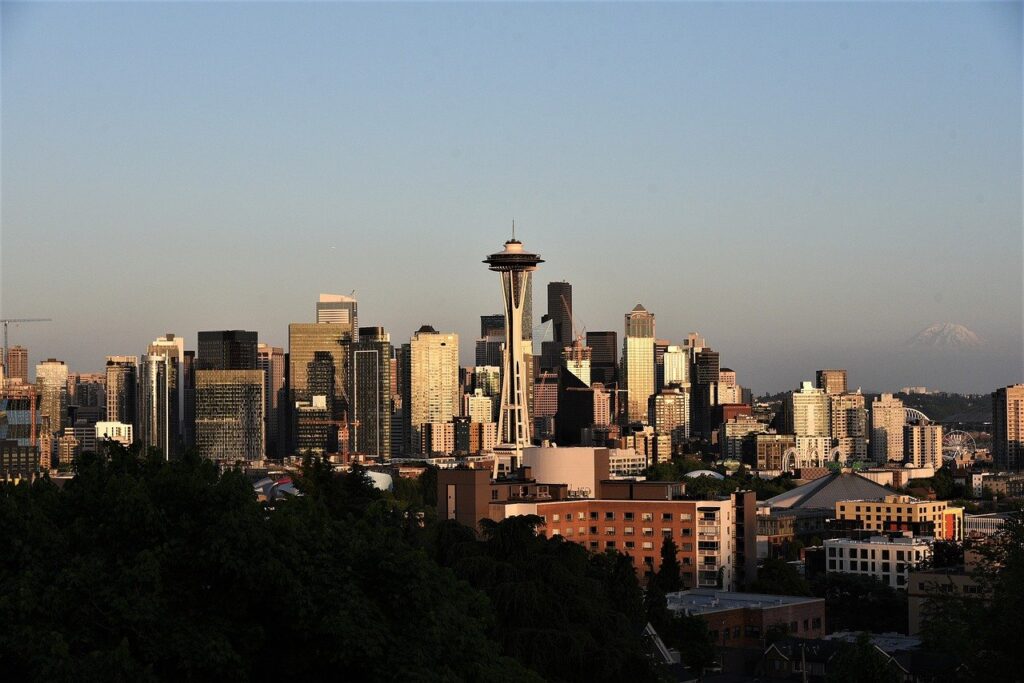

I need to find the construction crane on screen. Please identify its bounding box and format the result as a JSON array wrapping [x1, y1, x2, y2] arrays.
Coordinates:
[[1, 318, 52, 370]]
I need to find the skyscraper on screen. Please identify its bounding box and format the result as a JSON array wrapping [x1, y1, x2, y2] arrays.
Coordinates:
[[485, 237, 543, 469], [105, 355, 138, 428], [347, 326, 392, 459], [257, 343, 285, 459], [7, 346, 28, 384], [288, 323, 352, 454], [408, 325, 460, 455], [622, 304, 655, 424], [480, 314, 505, 338], [993, 384, 1024, 471], [147, 333, 184, 454], [654, 339, 670, 391], [36, 359, 69, 455], [663, 345, 688, 385], [547, 281, 573, 346], [316, 293, 359, 337], [689, 347, 720, 439], [870, 393, 906, 463], [562, 340, 592, 386], [587, 331, 618, 386], [197, 330, 258, 370], [816, 369, 848, 395], [829, 392, 867, 463], [195, 370, 264, 462], [138, 354, 171, 458], [782, 381, 831, 465]]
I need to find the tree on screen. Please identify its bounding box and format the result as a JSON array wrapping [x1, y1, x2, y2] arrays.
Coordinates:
[[654, 537, 682, 593], [920, 509, 1024, 680], [811, 572, 907, 634], [750, 558, 811, 596]]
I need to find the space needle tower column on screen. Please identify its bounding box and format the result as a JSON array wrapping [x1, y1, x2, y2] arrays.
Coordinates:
[[484, 233, 543, 477]]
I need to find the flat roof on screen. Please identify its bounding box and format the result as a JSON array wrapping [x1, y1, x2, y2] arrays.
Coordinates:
[[665, 589, 823, 616]]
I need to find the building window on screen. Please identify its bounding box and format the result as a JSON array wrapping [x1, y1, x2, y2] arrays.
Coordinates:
[[680, 513, 692, 521], [605, 511, 615, 521], [606, 541, 616, 549], [662, 528, 672, 537], [624, 527, 635, 535], [642, 542, 653, 550], [539, 516, 547, 524], [681, 528, 692, 537], [812, 617, 821, 629], [882, 550, 890, 560], [643, 528, 653, 536], [828, 560, 836, 570], [624, 512, 634, 521], [662, 513, 672, 521], [590, 526, 598, 534], [590, 511, 598, 520], [641, 513, 653, 522], [578, 512, 586, 521], [552, 514, 560, 522], [828, 547, 836, 557], [589, 541, 598, 550], [605, 527, 615, 535], [552, 528, 560, 536], [625, 541, 635, 549]]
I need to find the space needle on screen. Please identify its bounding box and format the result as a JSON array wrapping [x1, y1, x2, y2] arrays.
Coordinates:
[[484, 228, 543, 476]]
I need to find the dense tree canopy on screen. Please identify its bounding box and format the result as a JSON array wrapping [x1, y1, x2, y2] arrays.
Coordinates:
[[0, 447, 665, 682]]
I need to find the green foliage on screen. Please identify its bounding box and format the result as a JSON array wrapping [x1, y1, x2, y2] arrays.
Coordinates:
[[810, 572, 907, 634], [920, 509, 1024, 680], [750, 558, 812, 596], [427, 515, 660, 682], [0, 446, 533, 681], [643, 458, 797, 501], [662, 612, 717, 672], [826, 632, 902, 683]]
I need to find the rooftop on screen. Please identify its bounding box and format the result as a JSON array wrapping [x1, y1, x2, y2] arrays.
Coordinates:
[[764, 472, 896, 511], [824, 535, 932, 546], [665, 589, 823, 616]]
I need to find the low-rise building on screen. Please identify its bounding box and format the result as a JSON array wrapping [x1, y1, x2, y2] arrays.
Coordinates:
[[834, 494, 963, 540], [964, 512, 1009, 537], [824, 535, 932, 589], [667, 590, 825, 650]]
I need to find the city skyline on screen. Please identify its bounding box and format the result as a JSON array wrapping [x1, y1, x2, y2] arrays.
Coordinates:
[[2, 2, 1021, 394]]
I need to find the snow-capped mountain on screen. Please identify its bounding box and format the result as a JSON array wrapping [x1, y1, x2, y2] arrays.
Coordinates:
[[907, 323, 984, 350]]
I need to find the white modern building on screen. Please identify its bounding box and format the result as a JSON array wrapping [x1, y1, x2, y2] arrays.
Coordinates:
[[824, 535, 932, 589], [95, 421, 134, 446]]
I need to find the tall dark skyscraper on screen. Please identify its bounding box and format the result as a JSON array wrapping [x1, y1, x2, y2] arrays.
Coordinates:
[[547, 281, 573, 346], [690, 348, 721, 438], [480, 314, 505, 338], [587, 331, 618, 386], [347, 326, 393, 459], [197, 331, 258, 370]]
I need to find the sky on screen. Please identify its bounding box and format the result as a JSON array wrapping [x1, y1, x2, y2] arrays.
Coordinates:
[[2, 1, 1021, 394]]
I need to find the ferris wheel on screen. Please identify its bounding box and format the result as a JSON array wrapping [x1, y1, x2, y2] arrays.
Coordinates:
[[942, 430, 976, 461]]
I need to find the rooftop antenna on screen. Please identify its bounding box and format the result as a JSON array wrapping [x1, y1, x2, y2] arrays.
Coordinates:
[[512, 219, 516, 240]]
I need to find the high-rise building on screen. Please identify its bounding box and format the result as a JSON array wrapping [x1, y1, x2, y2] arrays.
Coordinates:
[[480, 314, 505, 338], [288, 323, 352, 454], [195, 370, 264, 461], [316, 293, 359, 337], [829, 392, 868, 463], [690, 347, 720, 438], [649, 384, 690, 450], [562, 340, 591, 386], [182, 350, 196, 448], [138, 354, 171, 458], [7, 346, 28, 384], [871, 393, 906, 463], [347, 326, 393, 459], [905, 421, 943, 469], [408, 326, 460, 455], [654, 339, 670, 391], [147, 334, 184, 455], [533, 371, 559, 438], [485, 237, 543, 469], [474, 335, 504, 368], [466, 390, 494, 425], [587, 331, 619, 386], [622, 304, 655, 425], [782, 381, 830, 464], [197, 330, 258, 370], [257, 344, 285, 459], [816, 369, 848, 395], [105, 356, 137, 428], [547, 281, 573, 346], [663, 345, 688, 386], [993, 384, 1024, 471], [36, 359, 69, 446]]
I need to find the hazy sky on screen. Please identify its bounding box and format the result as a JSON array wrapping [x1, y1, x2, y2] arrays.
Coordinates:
[[2, 2, 1021, 394]]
